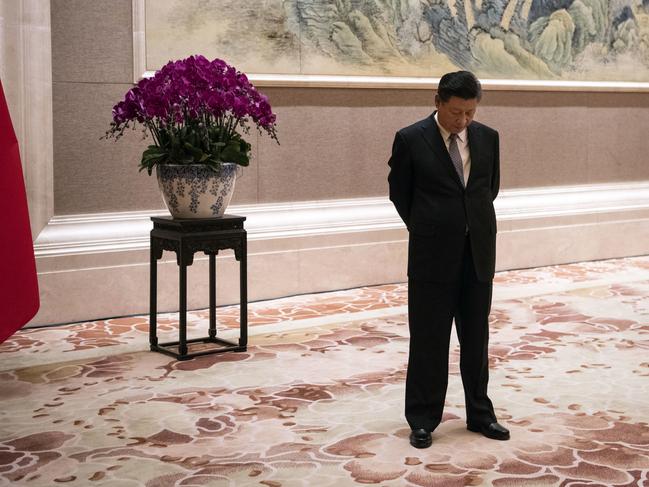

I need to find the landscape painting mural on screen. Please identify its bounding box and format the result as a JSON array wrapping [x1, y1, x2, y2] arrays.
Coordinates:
[[144, 0, 649, 83]]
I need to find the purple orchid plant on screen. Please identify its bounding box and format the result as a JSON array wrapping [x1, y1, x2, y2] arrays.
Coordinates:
[[105, 55, 278, 174]]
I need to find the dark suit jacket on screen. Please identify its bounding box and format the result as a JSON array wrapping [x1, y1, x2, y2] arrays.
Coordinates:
[[388, 112, 500, 282]]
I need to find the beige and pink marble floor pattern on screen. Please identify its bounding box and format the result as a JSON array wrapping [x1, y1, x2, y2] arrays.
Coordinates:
[[0, 256, 648, 486]]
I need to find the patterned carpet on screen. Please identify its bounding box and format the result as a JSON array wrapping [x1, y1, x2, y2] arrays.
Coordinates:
[[1, 257, 648, 486]]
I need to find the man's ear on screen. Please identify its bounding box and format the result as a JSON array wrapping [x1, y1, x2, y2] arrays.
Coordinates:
[[434, 94, 440, 108]]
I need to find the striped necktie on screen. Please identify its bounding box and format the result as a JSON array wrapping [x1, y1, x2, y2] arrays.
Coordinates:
[[448, 133, 464, 187]]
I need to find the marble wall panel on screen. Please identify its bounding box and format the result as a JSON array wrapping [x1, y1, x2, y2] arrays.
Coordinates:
[[585, 92, 649, 184], [51, 0, 132, 83], [258, 88, 432, 202]]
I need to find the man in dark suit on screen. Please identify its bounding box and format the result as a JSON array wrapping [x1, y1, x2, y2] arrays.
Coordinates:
[[388, 71, 510, 448]]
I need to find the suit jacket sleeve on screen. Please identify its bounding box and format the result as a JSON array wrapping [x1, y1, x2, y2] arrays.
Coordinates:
[[491, 130, 500, 201], [387, 131, 412, 228]]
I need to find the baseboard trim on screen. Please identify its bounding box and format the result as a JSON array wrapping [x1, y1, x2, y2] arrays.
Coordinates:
[[34, 181, 649, 257]]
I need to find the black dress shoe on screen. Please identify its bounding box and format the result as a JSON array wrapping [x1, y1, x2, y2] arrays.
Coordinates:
[[409, 428, 432, 448], [467, 421, 510, 440]]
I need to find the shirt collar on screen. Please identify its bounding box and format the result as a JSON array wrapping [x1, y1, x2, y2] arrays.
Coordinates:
[[434, 112, 467, 143]]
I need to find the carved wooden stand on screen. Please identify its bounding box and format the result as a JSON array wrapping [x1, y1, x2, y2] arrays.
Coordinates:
[[149, 215, 247, 360]]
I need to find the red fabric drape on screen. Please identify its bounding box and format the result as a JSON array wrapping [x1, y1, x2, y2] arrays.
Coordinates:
[[0, 79, 39, 343]]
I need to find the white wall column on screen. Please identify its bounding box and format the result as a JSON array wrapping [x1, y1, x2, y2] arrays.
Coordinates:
[[0, 0, 53, 239]]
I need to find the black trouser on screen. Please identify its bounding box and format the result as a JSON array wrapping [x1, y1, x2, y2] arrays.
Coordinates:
[[405, 235, 496, 432]]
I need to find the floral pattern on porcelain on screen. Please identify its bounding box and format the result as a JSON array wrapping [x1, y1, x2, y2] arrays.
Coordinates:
[[156, 163, 237, 218]]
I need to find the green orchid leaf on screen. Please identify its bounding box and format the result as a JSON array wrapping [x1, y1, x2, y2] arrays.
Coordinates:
[[221, 144, 249, 165]]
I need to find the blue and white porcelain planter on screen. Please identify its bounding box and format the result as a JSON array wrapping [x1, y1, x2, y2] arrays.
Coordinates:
[[156, 163, 238, 218]]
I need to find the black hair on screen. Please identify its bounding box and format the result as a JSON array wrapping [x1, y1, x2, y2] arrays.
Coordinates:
[[437, 71, 482, 102]]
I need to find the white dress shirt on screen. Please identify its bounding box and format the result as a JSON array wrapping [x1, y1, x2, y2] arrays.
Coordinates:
[[434, 112, 471, 184]]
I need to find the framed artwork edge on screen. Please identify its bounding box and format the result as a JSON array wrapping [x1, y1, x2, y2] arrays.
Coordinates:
[[132, 0, 649, 93]]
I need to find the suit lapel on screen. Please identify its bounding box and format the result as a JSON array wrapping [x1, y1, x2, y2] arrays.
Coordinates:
[[466, 123, 480, 189], [419, 113, 464, 190]]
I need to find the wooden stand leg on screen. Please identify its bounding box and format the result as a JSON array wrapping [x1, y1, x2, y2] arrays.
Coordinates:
[[240, 237, 248, 348], [209, 253, 216, 339], [149, 242, 158, 348], [179, 260, 188, 357]]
